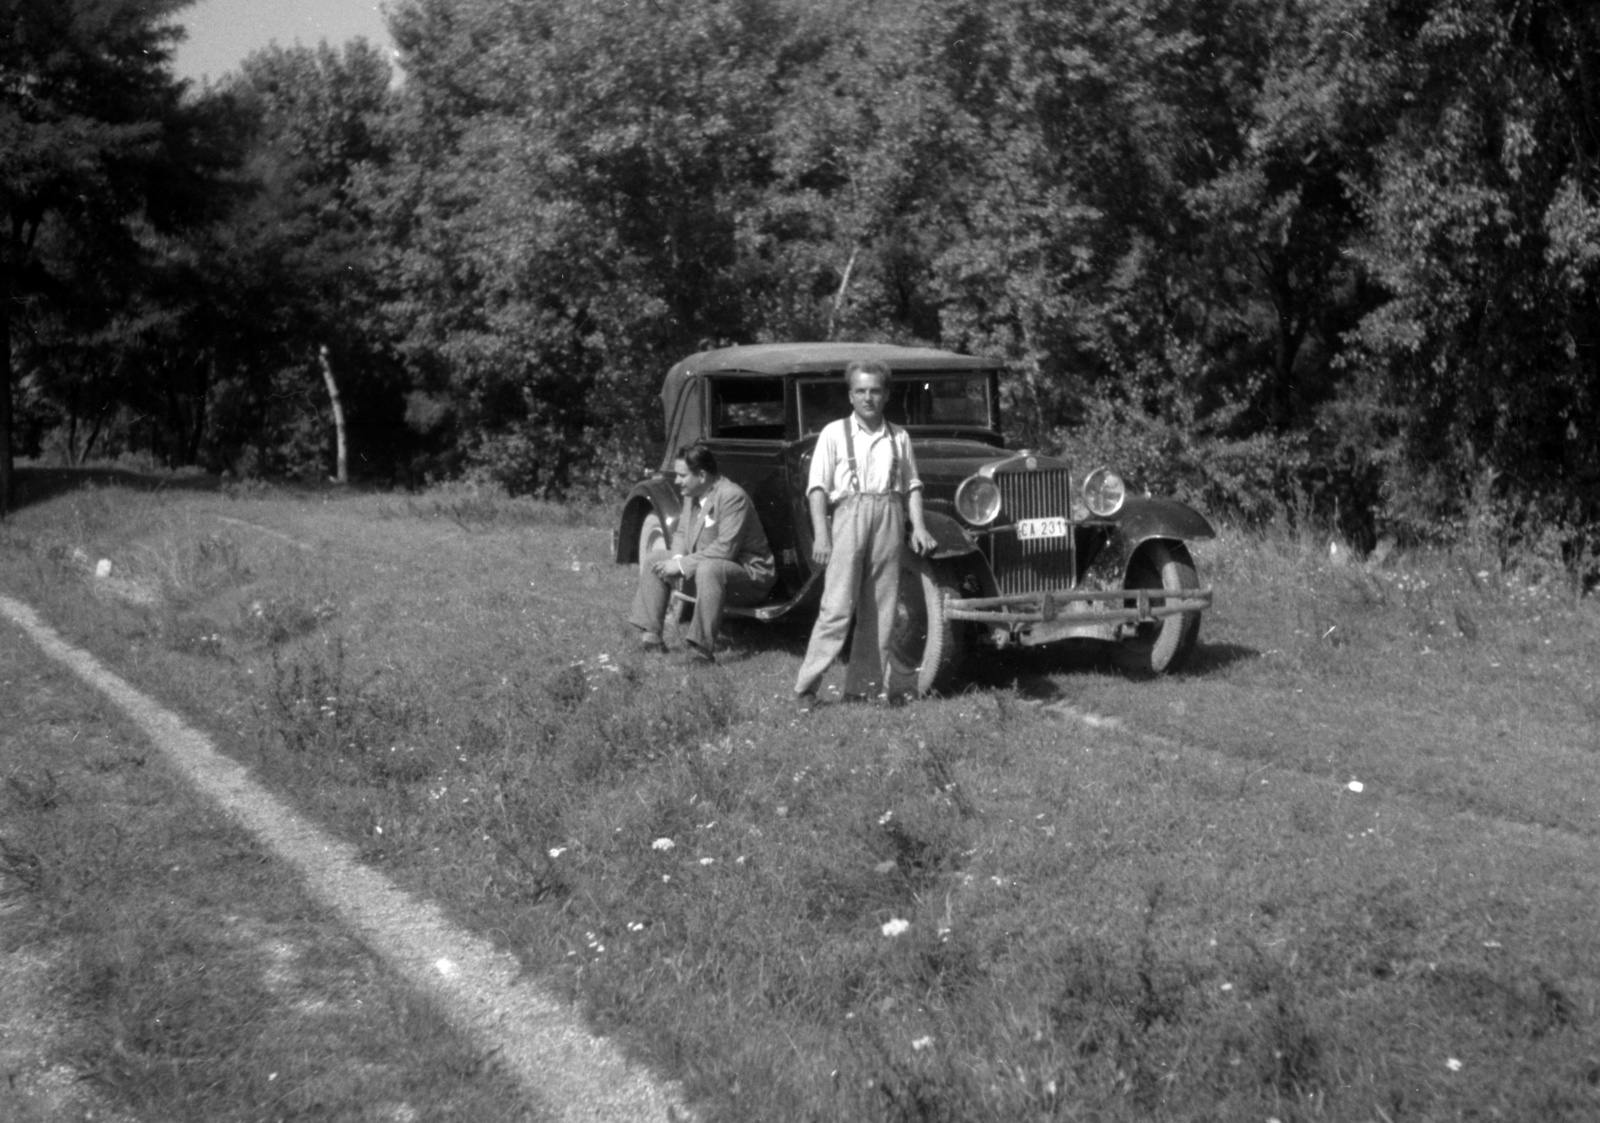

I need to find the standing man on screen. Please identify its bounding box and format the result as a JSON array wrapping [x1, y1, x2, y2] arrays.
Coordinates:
[[795, 359, 936, 710], [630, 444, 775, 664]]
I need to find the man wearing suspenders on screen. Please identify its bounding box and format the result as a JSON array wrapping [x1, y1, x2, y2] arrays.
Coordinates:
[[795, 359, 937, 710]]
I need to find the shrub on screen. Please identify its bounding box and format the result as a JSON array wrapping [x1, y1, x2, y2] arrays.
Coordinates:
[[1052, 401, 1308, 527]]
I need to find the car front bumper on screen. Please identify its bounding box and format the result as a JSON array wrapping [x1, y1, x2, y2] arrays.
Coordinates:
[[946, 586, 1213, 628]]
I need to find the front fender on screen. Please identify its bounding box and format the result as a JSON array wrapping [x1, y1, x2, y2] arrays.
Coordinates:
[[1106, 496, 1214, 543], [1078, 498, 1212, 587], [923, 509, 980, 560], [615, 475, 682, 563]]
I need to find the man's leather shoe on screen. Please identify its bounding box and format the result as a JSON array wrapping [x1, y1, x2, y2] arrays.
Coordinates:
[[681, 644, 715, 667]]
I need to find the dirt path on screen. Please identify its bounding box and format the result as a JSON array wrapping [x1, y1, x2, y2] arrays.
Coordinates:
[[0, 593, 691, 1123]]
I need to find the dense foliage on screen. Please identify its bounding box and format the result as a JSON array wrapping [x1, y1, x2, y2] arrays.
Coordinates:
[[4, 0, 1598, 564]]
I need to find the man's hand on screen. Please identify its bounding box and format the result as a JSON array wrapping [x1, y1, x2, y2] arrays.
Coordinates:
[[909, 526, 937, 556], [811, 538, 832, 567], [650, 557, 681, 581]]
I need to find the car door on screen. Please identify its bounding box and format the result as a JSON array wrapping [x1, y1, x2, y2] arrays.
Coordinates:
[[702, 376, 798, 593]]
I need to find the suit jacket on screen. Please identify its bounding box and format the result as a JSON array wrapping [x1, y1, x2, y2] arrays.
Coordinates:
[[673, 475, 776, 586]]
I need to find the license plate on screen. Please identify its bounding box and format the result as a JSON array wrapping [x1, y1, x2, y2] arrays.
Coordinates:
[[1015, 516, 1067, 541]]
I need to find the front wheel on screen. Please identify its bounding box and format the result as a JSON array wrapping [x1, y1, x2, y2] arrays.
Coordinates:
[[889, 556, 967, 696], [1113, 541, 1201, 675]]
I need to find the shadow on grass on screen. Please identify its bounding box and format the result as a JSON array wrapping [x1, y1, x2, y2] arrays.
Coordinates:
[[11, 466, 223, 512], [706, 615, 814, 660], [663, 604, 1263, 686], [955, 637, 1262, 700], [1186, 640, 1261, 673]]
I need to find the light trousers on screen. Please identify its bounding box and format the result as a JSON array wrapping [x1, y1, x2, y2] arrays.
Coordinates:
[[630, 553, 770, 655], [795, 493, 904, 698]]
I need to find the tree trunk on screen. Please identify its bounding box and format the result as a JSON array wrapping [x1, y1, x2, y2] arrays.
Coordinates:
[[1, 278, 13, 518], [318, 345, 348, 484], [81, 402, 108, 464], [185, 358, 210, 466], [827, 247, 859, 342]]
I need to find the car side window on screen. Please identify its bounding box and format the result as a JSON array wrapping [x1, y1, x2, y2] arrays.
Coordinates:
[[799, 380, 852, 435], [710, 379, 786, 440]]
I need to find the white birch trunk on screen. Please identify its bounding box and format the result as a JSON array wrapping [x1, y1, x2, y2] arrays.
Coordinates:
[[318, 345, 348, 484]]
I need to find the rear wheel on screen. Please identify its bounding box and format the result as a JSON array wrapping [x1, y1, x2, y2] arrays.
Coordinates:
[[889, 556, 966, 696], [1113, 541, 1201, 675]]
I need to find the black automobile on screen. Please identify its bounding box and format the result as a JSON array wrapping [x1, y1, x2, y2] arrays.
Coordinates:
[[616, 342, 1213, 693]]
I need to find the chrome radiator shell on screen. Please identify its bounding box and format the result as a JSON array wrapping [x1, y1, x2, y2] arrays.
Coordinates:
[[990, 467, 1075, 596]]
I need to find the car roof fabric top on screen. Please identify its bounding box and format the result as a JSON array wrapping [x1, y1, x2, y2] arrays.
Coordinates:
[[659, 343, 1000, 466]]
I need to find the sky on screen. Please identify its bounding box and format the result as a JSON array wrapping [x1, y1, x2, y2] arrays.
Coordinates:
[[172, 0, 397, 85]]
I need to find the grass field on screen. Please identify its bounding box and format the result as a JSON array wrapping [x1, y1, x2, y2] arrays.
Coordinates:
[[3, 471, 1598, 1121]]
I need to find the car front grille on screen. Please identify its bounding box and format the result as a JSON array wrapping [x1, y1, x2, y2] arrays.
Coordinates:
[[992, 467, 1075, 595]]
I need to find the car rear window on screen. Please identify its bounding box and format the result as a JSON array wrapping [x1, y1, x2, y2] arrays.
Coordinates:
[[798, 374, 993, 435], [709, 378, 787, 439]]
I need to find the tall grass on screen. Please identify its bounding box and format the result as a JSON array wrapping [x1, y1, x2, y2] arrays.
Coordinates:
[[3, 476, 1597, 1121]]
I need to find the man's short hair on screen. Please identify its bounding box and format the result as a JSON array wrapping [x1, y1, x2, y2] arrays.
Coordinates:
[[844, 358, 892, 387], [677, 442, 718, 475]]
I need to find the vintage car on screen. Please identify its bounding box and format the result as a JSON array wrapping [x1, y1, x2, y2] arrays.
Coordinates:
[[615, 342, 1213, 693]]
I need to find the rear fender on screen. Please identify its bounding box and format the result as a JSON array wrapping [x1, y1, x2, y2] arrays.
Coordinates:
[[615, 476, 682, 563]]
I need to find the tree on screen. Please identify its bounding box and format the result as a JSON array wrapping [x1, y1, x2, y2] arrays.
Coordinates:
[[1, 0, 200, 512], [1344, 0, 1600, 543], [377, 0, 795, 495], [198, 39, 398, 479]]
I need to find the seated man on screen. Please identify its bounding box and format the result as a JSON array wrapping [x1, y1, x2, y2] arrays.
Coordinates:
[[629, 443, 776, 663]]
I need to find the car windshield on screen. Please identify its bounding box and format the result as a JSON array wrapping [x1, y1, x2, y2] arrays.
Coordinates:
[[798, 373, 993, 436]]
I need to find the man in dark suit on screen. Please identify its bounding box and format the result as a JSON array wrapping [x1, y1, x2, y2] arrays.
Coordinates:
[[629, 443, 776, 663]]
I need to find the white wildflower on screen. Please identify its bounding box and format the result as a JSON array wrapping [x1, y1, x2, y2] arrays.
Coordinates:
[[652, 837, 675, 851], [881, 918, 911, 937]]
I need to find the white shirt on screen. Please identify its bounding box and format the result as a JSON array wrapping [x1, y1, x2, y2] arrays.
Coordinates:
[[806, 414, 923, 503]]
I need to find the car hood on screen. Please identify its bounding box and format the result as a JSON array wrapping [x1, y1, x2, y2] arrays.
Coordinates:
[[912, 438, 1036, 498]]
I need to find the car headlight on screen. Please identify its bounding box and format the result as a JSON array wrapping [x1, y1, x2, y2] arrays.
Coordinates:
[[954, 475, 1001, 526], [1082, 467, 1126, 517]]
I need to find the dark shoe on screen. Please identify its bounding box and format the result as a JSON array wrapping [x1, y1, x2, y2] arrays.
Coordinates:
[[681, 644, 715, 667], [796, 692, 817, 714], [638, 634, 666, 655]]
